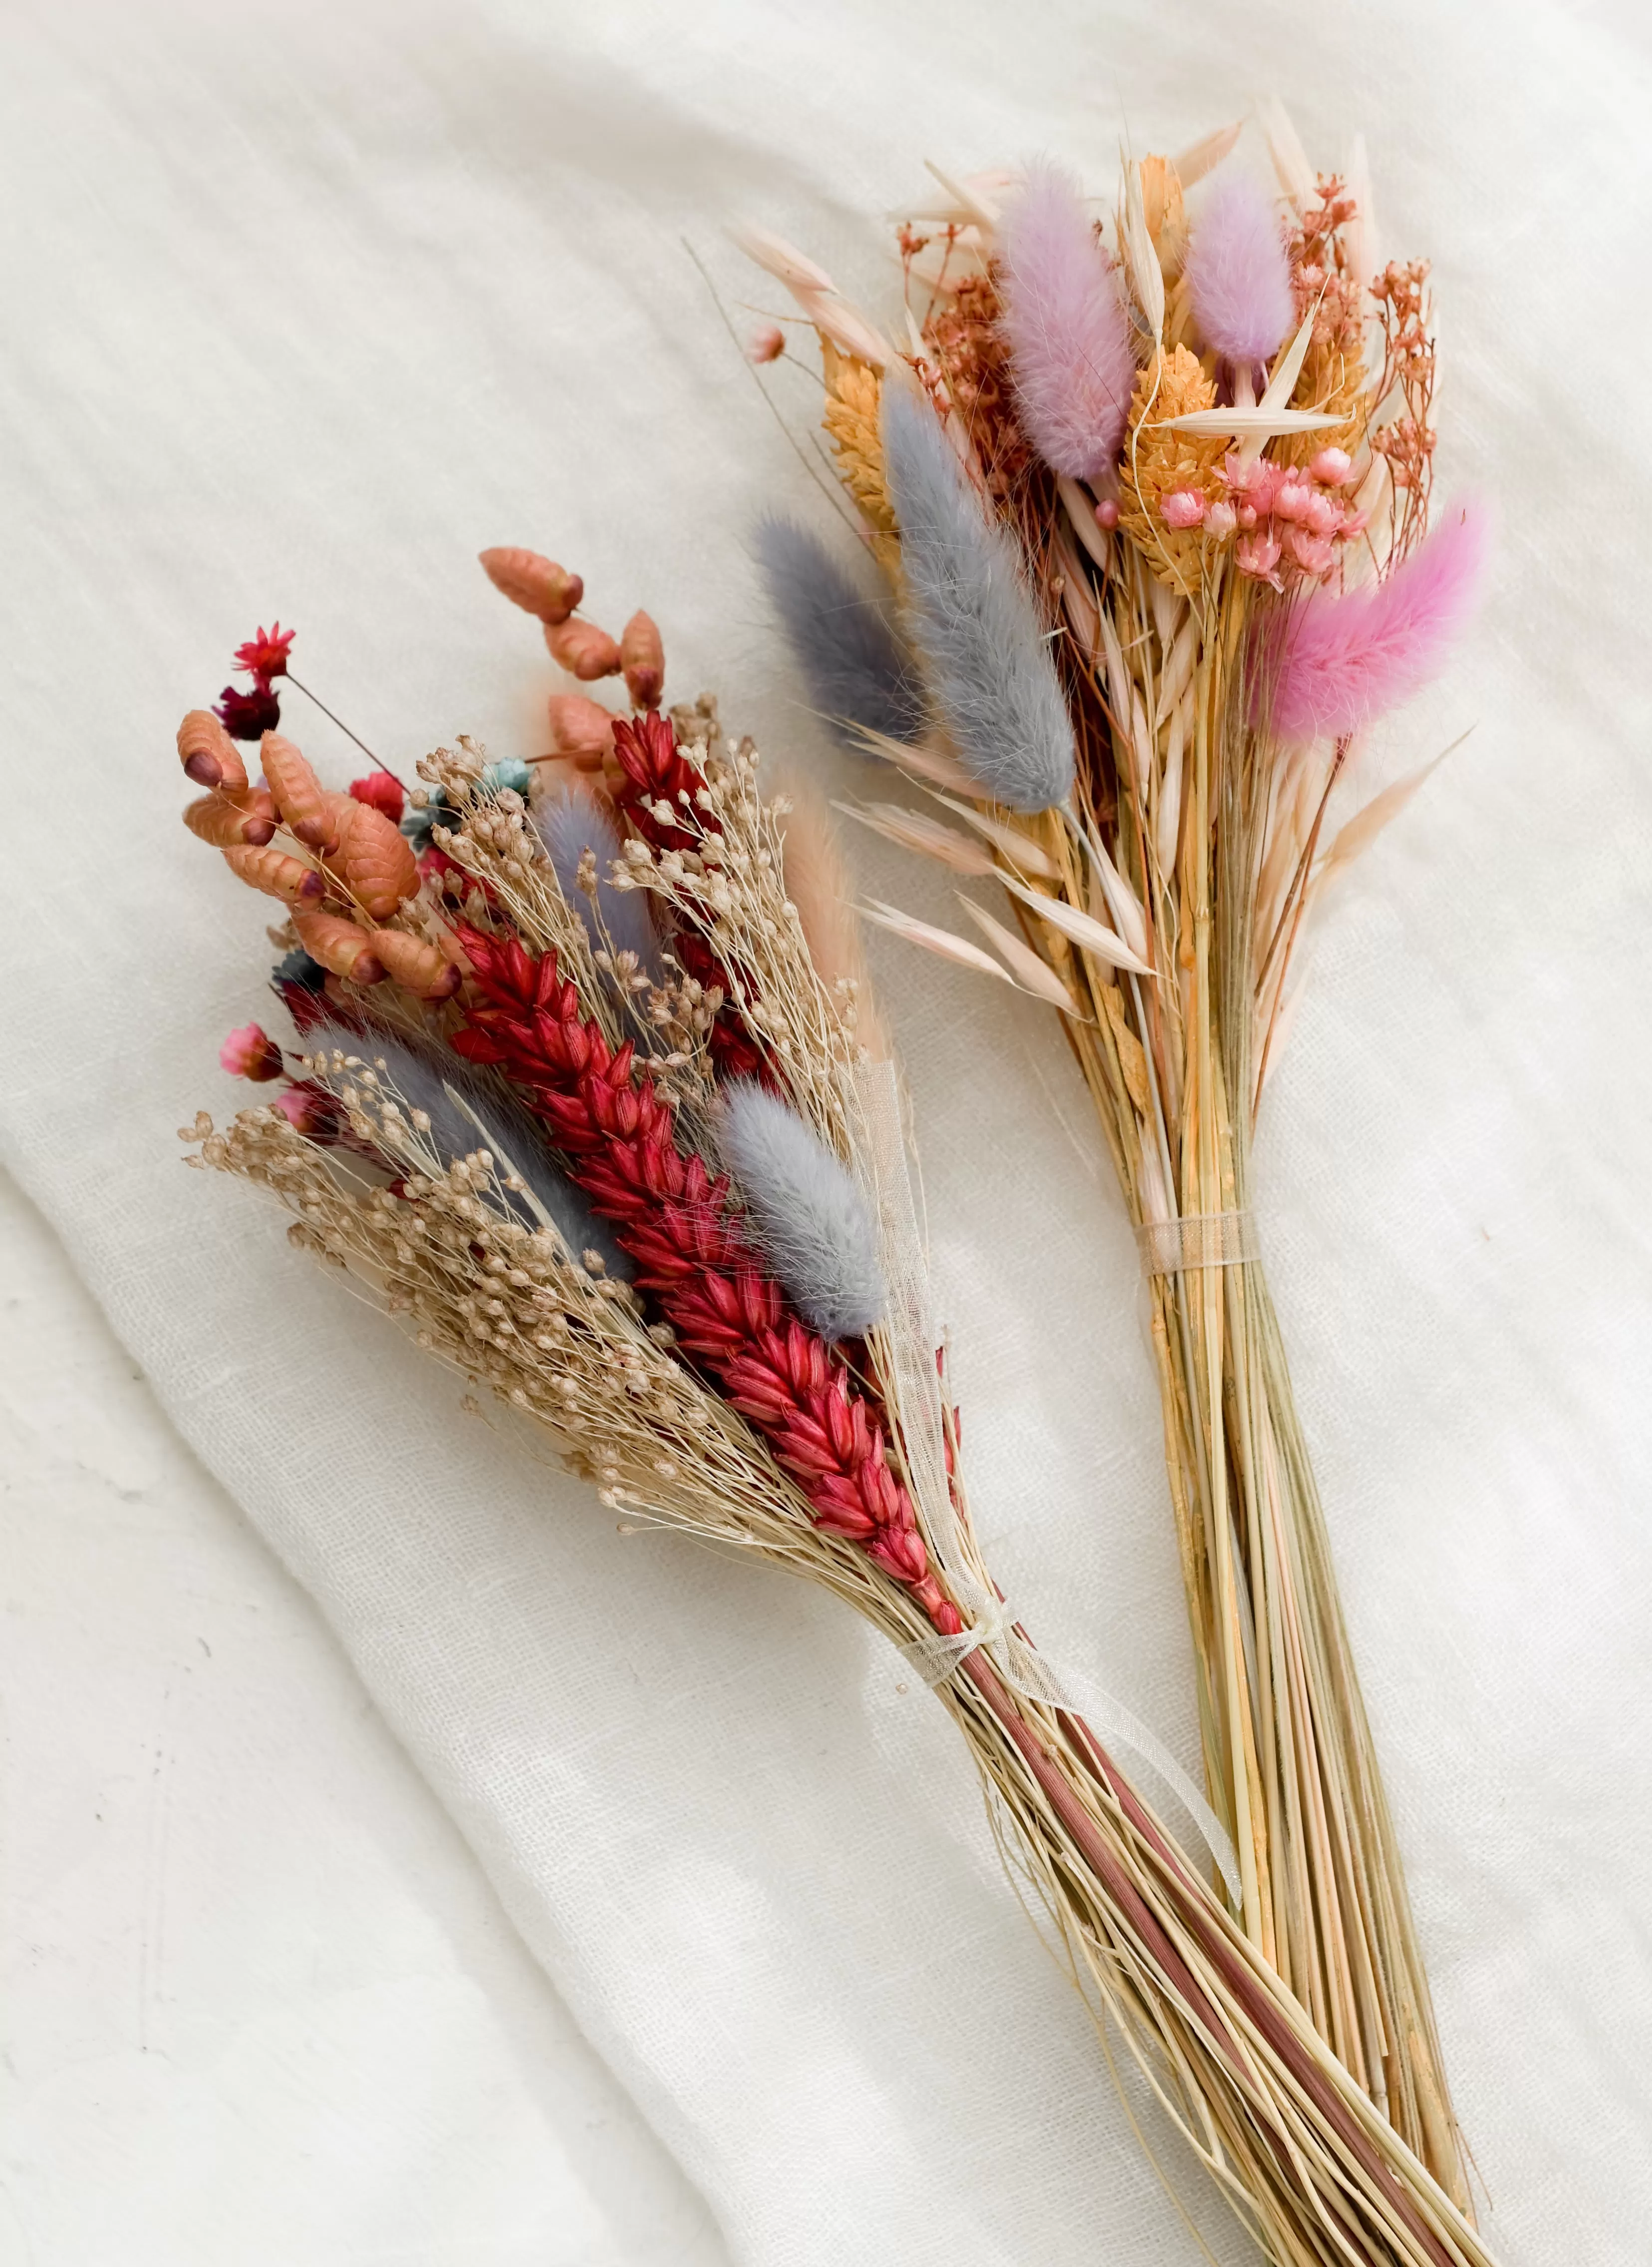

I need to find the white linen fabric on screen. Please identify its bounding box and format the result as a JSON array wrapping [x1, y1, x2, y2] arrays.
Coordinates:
[[3, 2, 1651, 2262]]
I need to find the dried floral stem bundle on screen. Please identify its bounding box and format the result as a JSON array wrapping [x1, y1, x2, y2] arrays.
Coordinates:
[[745, 112, 1483, 2217], [176, 548, 1495, 2263]]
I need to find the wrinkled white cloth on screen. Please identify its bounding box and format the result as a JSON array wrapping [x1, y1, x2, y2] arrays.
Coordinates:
[[2, 3, 1651, 2263]]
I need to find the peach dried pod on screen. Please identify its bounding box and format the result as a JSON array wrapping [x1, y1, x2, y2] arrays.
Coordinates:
[[261, 732, 333, 846], [260, 731, 338, 851], [222, 842, 324, 905], [369, 928, 462, 1000], [291, 908, 385, 985], [331, 797, 420, 919], [544, 617, 622, 681], [178, 710, 248, 794], [479, 547, 584, 624], [620, 610, 665, 710], [184, 789, 277, 850], [546, 692, 618, 771]]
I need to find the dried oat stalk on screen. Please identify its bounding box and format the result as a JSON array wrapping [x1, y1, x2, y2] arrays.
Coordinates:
[[745, 110, 1489, 2257]]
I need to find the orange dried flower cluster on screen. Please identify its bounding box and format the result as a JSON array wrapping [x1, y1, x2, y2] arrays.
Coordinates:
[[1116, 346, 1228, 596]]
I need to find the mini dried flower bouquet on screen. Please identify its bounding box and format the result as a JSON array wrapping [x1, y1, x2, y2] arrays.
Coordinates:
[[172, 102, 1502, 2267], [737, 104, 1484, 2230]]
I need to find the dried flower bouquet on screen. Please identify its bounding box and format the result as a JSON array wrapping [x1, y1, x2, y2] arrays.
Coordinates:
[[178, 541, 1496, 2265], [739, 109, 1483, 2215]]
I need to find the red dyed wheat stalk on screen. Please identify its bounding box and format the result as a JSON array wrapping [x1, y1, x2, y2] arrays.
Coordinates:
[[450, 922, 963, 1634]]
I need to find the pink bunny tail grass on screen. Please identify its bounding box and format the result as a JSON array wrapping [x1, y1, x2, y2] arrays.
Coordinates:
[[1186, 175, 1294, 366], [1264, 502, 1488, 742], [999, 160, 1134, 481]]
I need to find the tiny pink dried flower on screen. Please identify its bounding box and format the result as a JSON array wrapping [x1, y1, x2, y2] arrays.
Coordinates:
[[1237, 529, 1283, 583], [1161, 488, 1207, 530], [220, 1021, 283, 1081], [1288, 528, 1336, 578]]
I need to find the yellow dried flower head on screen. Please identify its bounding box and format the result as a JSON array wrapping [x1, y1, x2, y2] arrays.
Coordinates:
[[821, 340, 900, 573], [1117, 346, 1229, 597]]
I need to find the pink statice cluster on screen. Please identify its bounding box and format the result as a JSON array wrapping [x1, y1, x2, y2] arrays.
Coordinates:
[[1158, 445, 1365, 589]]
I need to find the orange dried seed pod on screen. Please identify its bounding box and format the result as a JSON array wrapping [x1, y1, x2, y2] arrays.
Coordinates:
[[369, 928, 462, 1000], [261, 731, 337, 850], [184, 789, 277, 849], [178, 710, 247, 794], [331, 796, 420, 920], [546, 692, 618, 770], [479, 547, 584, 624], [291, 908, 385, 986], [544, 617, 622, 681], [222, 842, 324, 905], [619, 610, 665, 710]]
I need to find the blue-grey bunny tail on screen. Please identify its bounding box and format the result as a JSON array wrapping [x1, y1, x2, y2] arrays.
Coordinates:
[[754, 516, 925, 749], [720, 1081, 885, 1341], [534, 785, 662, 981], [879, 385, 1074, 813], [309, 1021, 630, 1279]]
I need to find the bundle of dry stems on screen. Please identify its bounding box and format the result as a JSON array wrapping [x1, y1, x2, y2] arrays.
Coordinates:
[[735, 102, 1485, 2233], [171, 98, 1500, 2267]]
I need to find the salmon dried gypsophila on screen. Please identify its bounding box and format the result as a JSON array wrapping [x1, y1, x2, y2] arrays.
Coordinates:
[[183, 534, 1501, 2267], [746, 106, 1493, 2263]]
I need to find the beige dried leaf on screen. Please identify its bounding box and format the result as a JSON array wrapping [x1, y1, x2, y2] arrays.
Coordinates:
[[846, 725, 981, 797], [921, 156, 1003, 231], [1172, 121, 1243, 189], [1119, 157, 1165, 340], [1259, 96, 1315, 210], [956, 900, 1080, 1012], [731, 224, 835, 295], [1321, 732, 1470, 883], [998, 873, 1156, 976], [1160, 407, 1344, 441], [930, 793, 1061, 881], [836, 800, 998, 877], [857, 899, 1015, 985]]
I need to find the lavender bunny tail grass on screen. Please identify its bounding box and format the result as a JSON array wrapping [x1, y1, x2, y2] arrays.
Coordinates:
[[880, 384, 1074, 814], [1186, 175, 1294, 367], [998, 159, 1134, 481]]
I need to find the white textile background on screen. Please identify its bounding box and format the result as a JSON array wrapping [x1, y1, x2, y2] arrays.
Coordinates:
[[3, 2, 1651, 2262]]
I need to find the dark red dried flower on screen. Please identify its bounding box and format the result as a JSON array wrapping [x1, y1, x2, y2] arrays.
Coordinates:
[[349, 769, 405, 825], [233, 623, 295, 679], [608, 711, 714, 856], [214, 680, 282, 740], [605, 714, 767, 1079]]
